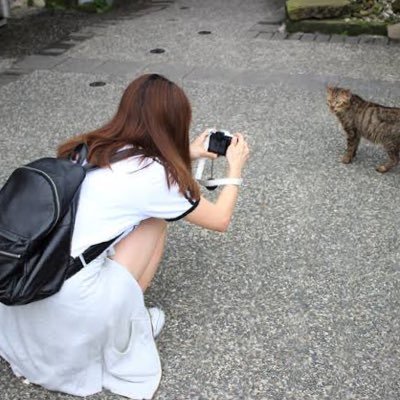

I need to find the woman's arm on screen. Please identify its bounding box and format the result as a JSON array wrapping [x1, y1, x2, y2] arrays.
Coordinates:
[[185, 190, 238, 232], [185, 133, 249, 232]]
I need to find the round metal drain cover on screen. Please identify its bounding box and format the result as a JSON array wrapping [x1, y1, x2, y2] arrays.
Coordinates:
[[150, 48, 165, 54], [198, 30, 211, 35], [89, 81, 106, 87]]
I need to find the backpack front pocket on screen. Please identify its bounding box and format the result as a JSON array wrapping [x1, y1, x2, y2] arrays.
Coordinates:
[[0, 228, 28, 283]]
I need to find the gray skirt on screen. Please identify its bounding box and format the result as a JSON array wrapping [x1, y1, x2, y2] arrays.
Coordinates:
[[0, 256, 161, 399]]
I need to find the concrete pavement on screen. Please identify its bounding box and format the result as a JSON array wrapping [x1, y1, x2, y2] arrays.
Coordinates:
[[0, 0, 399, 399]]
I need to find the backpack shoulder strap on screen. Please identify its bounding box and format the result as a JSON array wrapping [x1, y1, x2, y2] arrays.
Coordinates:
[[71, 145, 139, 172], [70, 143, 89, 165], [67, 235, 121, 279]]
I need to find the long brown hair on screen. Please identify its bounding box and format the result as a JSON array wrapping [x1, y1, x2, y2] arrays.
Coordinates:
[[58, 74, 199, 200]]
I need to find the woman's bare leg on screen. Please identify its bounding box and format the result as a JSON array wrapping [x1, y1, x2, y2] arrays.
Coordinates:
[[137, 226, 166, 291], [112, 218, 167, 292]]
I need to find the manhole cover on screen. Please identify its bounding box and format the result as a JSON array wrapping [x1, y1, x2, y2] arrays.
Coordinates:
[[150, 48, 166, 54], [180, 6, 189, 9], [89, 81, 106, 87], [198, 30, 211, 35]]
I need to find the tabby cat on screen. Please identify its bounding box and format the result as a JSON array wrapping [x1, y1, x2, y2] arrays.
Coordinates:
[[327, 86, 400, 173]]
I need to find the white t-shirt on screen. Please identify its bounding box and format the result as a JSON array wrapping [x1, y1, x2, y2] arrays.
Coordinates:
[[71, 156, 198, 257]]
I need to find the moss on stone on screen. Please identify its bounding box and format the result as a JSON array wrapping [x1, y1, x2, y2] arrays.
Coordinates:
[[393, 0, 400, 13], [286, 17, 388, 35], [45, 0, 111, 12], [77, 0, 111, 12], [287, 0, 351, 21], [45, 0, 76, 9]]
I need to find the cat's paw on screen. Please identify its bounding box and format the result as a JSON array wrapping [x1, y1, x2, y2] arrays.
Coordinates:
[[376, 165, 389, 173], [341, 155, 353, 164]]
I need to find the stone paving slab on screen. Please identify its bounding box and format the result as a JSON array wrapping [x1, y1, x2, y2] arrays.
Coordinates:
[[374, 36, 390, 45], [288, 32, 304, 40], [249, 22, 280, 32], [344, 35, 360, 44], [93, 59, 148, 78], [4, 54, 400, 96], [299, 32, 316, 41], [12, 55, 67, 72], [359, 36, 377, 45], [38, 48, 69, 57], [142, 62, 195, 85], [0, 58, 14, 74], [48, 43, 76, 51], [184, 66, 239, 86], [60, 18, 400, 82], [252, 25, 399, 47], [271, 32, 288, 40], [314, 33, 331, 42], [257, 31, 275, 39], [330, 34, 346, 43], [0, 73, 21, 87], [6, 33, 400, 85], [53, 57, 107, 74], [67, 33, 94, 41]]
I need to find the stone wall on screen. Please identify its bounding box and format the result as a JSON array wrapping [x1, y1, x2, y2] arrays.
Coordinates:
[[286, 0, 351, 21]]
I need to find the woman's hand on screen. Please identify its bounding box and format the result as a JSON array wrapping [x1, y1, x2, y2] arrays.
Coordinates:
[[226, 133, 250, 178], [190, 130, 218, 161]]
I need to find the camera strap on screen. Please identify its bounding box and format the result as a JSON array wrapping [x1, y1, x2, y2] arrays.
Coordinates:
[[197, 176, 243, 187]]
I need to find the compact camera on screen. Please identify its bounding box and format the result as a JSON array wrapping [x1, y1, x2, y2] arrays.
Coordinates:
[[195, 129, 242, 191], [207, 130, 233, 156]]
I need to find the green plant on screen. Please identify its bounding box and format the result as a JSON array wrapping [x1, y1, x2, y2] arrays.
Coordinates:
[[93, 0, 111, 12], [45, 0, 67, 9], [77, 0, 111, 13]]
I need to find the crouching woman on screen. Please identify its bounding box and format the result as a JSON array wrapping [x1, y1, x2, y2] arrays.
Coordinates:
[[0, 74, 249, 399]]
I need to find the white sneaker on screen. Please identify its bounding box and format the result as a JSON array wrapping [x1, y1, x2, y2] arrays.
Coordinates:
[[148, 307, 165, 338]]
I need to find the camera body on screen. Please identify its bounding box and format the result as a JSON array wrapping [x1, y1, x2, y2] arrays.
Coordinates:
[[195, 128, 242, 190], [207, 130, 233, 156]]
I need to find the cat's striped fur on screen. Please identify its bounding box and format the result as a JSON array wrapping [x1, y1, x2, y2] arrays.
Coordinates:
[[327, 87, 400, 173]]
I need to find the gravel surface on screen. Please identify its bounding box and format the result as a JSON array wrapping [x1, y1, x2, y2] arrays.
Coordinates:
[[0, 0, 154, 58]]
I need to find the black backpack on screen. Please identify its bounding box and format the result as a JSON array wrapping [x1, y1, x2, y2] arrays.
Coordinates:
[[0, 145, 116, 306]]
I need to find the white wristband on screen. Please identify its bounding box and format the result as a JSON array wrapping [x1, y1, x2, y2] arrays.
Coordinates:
[[198, 178, 242, 187]]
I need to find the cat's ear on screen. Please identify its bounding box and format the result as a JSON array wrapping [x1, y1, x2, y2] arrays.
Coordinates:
[[326, 85, 334, 93], [342, 89, 352, 100]]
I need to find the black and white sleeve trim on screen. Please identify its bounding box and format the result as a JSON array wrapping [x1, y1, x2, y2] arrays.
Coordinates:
[[165, 199, 200, 222]]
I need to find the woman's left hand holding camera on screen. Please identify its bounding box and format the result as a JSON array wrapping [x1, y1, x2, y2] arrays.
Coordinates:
[[190, 129, 218, 161]]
